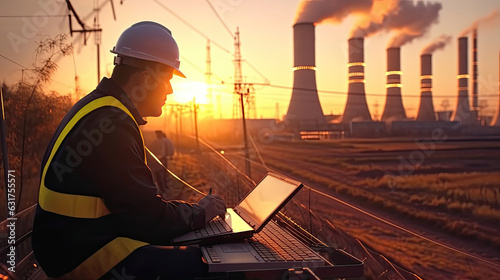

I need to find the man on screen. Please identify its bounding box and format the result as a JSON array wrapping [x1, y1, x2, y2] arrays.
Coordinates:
[[149, 130, 175, 194], [32, 21, 226, 279], [161, 131, 175, 162], [150, 130, 174, 167]]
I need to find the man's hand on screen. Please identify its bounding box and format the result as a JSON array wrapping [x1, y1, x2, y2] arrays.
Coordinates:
[[198, 194, 226, 224]]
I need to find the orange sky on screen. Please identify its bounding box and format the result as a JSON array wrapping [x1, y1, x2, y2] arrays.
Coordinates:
[[1, 0, 499, 126]]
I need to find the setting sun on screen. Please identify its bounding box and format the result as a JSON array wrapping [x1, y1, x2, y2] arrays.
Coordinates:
[[170, 80, 210, 104]]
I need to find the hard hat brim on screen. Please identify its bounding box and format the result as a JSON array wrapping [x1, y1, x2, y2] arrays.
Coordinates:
[[174, 68, 186, 78]]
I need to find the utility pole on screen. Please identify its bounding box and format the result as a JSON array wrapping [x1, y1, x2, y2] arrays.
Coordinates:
[[233, 27, 251, 178], [168, 104, 190, 146], [206, 40, 213, 119], [94, 0, 101, 84], [193, 97, 200, 151], [66, 0, 117, 84]]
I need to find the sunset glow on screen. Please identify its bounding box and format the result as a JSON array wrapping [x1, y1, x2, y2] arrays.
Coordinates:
[[170, 80, 210, 104], [0, 0, 499, 120]]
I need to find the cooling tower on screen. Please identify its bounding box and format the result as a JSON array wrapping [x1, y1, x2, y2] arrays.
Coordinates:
[[416, 54, 436, 121], [472, 29, 478, 111], [381, 47, 407, 121], [491, 51, 500, 126], [451, 37, 476, 125], [285, 23, 326, 127], [341, 37, 372, 123]]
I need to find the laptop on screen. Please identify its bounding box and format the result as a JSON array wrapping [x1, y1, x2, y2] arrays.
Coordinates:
[[201, 220, 327, 273], [172, 172, 303, 245]]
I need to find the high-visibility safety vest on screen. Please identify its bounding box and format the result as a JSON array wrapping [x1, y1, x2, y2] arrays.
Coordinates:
[[37, 95, 148, 279]]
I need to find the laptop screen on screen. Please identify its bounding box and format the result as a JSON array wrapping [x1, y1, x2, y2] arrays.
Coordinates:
[[237, 173, 302, 231]]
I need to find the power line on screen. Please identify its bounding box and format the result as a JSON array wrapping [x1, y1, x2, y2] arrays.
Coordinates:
[[244, 60, 269, 85], [309, 187, 500, 269], [228, 145, 500, 270], [0, 54, 27, 69], [0, 15, 67, 18], [152, 0, 271, 87], [193, 80, 499, 100], [180, 55, 224, 83], [204, 0, 234, 38], [152, 0, 231, 54], [0, 53, 74, 89], [261, 83, 500, 99]]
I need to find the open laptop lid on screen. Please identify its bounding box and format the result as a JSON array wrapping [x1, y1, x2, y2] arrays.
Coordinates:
[[234, 172, 303, 232]]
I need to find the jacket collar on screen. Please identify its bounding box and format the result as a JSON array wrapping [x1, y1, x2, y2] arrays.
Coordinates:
[[96, 77, 147, 125]]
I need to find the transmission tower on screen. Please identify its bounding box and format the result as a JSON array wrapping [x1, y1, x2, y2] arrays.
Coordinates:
[[205, 40, 214, 118], [232, 27, 251, 177], [232, 27, 243, 119], [232, 28, 257, 120], [94, 0, 101, 84]]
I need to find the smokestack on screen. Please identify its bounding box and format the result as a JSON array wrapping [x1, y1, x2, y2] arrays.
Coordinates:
[[491, 50, 500, 126], [472, 29, 478, 111], [341, 37, 372, 122], [381, 47, 407, 121], [285, 23, 326, 127], [416, 54, 436, 121], [451, 37, 476, 125]]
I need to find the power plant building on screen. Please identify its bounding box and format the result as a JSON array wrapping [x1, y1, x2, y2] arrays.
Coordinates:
[[282, 22, 498, 135], [491, 51, 500, 127], [381, 47, 407, 121], [341, 37, 372, 123], [284, 23, 326, 128], [451, 37, 477, 126], [416, 54, 436, 121]]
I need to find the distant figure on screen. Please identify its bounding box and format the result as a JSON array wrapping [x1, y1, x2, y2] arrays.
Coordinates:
[[162, 131, 175, 160], [151, 130, 175, 167], [150, 130, 175, 193], [32, 21, 225, 280]]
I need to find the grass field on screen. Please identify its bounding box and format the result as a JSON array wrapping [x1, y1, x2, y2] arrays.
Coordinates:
[[203, 136, 500, 279], [155, 134, 500, 279]]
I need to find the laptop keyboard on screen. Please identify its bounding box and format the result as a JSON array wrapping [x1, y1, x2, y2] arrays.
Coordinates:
[[249, 221, 323, 262], [195, 216, 232, 238]]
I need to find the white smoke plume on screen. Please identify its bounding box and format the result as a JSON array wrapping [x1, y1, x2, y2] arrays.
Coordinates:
[[350, 0, 441, 48], [421, 34, 452, 54], [460, 10, 499, 36], [387, 1, 442, 48], [350, 0, 400, 38], [294, 0, 373, 24]]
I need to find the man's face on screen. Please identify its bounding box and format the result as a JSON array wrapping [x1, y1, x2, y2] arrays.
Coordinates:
[[136, 64, 174, 117]]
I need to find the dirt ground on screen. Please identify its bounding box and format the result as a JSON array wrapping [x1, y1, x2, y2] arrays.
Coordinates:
[[165, 136, 500, 279]]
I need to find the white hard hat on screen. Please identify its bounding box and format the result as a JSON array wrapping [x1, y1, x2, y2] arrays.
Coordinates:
[[111, 21, 185, 78]]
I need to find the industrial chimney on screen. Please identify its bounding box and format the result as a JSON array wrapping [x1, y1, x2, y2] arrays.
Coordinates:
[[491, 50, 500, 126], [416, 54, 436, 121], [341, 37, 372, 123], [381, 47, 407, 121], [451, 37, 476, 125], [472, 29, 478, 111], [285, 23, 326, 128]]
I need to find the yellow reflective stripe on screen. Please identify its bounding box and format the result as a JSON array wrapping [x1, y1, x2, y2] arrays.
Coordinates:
[[39, 184, 111, 218], [39, 96, 143, 218], [55, 238, 148, 280]]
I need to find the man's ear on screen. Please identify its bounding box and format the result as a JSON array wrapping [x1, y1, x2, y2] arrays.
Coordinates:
[[139, 70, 159, 90], [136, 70, 150, 88]]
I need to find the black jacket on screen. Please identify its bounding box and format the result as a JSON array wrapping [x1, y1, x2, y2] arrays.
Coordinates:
[[32, 78, 205, 278]]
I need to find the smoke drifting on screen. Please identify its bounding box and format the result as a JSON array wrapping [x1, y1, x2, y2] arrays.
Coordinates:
[[351, 0, 400, 38], [294, 0, 373, 24], [350, 0, 442, 48], [387, 1, 442, 47], [421, 35, 452, 54], [460, 10, 499, 36]]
